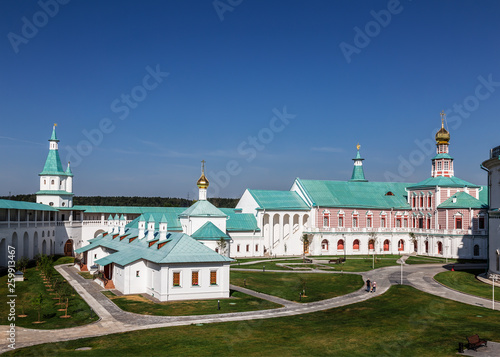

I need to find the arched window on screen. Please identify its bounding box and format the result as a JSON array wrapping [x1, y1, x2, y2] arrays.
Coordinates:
[[385, 191, 394, 196], [353, 239, 360, 251], [337, 239, 344, 250], [437, 242, 443, 255], [398, 239, 404, 251], [425, 240, 429, 253], [51, 180, 54, 185], [368, 239, 374, 250], [383, 239, 390, 251], [321, 239, 329, 251], [473, 244, 480, 257]]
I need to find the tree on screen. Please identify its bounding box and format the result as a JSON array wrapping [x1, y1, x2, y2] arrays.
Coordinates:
[[216, 237, 228, 256], [32, 293, 44, 323]]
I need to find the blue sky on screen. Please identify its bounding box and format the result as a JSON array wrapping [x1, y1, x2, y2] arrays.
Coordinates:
[[1, 0, 499, 198]]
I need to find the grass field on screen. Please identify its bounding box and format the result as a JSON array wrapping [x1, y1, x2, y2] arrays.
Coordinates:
[[102, 290, 282, 315], [230, 271, 363, 302], [434, 270, 499, 302], [6, 285, 500, 357], [0, 256, 97, 329]]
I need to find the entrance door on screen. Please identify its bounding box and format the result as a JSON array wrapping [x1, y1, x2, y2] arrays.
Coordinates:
[[64, 239, 73, 256]]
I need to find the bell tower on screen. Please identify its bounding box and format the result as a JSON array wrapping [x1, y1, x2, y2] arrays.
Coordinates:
[[432, 111, 454, 178]]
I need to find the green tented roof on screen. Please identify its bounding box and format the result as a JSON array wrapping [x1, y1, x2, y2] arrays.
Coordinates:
[[65, 164, 74, 177], [39, 150, 66, 176], [297, 179, 410, 209], [350, 165, 367, 182], [0, 199, 58, 211], [248, 190, 310, 210], [432, 153, 454, 160], [406, 176, 480, 190], [78, 230, 232, 266], [438, 191, 488, 209], [180, 200, 227, 217], [192, 221, 230, 241], [36, 190, 74, 196], [50, 126, 59, 141]]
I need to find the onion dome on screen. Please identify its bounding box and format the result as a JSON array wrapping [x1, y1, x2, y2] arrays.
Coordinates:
[[435, 111, 450, 144], [197, 160, 209, 189]]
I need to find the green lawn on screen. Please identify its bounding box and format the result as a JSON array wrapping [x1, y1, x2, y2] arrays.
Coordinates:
[[102, 290, 281, 316], [0, 256, 97, 329], [7, 285, 500, 357], [230, 271, 363, 302], [434, 270, 500, 302]]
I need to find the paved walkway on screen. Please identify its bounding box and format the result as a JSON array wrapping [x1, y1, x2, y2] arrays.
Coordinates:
[[1, 262, 497, 354]]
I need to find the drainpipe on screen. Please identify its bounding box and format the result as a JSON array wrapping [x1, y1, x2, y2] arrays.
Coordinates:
[[480, 164, 490, 271]]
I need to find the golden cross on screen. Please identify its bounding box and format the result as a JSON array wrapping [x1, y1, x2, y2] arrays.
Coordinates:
[[54, 123, 58, 127], [440, 111, 445, 127], [201, 160, 206, 173], [356, 143, 360, 151]]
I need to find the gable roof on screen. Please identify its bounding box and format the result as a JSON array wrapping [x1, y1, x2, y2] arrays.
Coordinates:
[[406, 176, 480, 190], [191, 221, 230, 241], [179, 200, 227, 217], [248, 190, 309, 210], [76, 230, 232, 266], [220, 208, 260, 231], [297, 179, 410, 209], [438, 191, 488, 209]]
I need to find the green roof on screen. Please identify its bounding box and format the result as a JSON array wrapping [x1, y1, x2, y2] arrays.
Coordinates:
[[432, 153, 454, 160], [39, 150, 66, 176], [72, 205, 187, 215], [297, 179, 410, 209], [77, 230, 232, 265], [0, 199, 58, 211], [350, 165, 367, 182], [50, 126, 59, 142], [35, 190, 74, 196], [126, 210, 184, 231], [220, 208, 260, 231], [65, 164, 73, 177], [407, 176, 480, 190], [248, 190, 309, 210], [438, 191, 488, 209], [180, 200, 227, 217], [191, 221, 230, 241]]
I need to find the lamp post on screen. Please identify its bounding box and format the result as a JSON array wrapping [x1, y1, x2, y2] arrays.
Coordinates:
[[490, 274, 499, 310], [400, 260, 404, 285]]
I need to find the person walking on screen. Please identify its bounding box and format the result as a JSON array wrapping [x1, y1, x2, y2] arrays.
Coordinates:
[[371, 281, 377, 293], [366, 279, 371, 292]]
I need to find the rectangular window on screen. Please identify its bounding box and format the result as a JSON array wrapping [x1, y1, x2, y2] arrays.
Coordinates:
[[246, 244, 250, 252], [428, 196, 432, 207], [173, 272, 180, 287], [419, 218, 424, 229], [455, 217, 462, 230], [404, 218, 408, 228], [237, 244, 240, 252], [255, 244, 259, 251], [381, 217, 386, 228], [323, 215, 329, 227], [396, 218, 401, 228], [479, 216, 485, 229], [413, 196, 416, 207], [352, 217, 358, 228], [444, 161, 449, 170], [136, 271, 140, 277], [420, 196, 424, 207], [192, 271, 199, 286], [437, 161, 442, 170], [338, 216, 344, 227], [367, 217, 372, 228], [210, 270, 217, 285], [427, 218, 431, 229]]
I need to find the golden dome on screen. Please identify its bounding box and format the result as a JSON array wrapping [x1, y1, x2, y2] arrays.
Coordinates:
[[197, 173, 209, 189], [435, 111, 450, 144], [197, 160, 209, 189]]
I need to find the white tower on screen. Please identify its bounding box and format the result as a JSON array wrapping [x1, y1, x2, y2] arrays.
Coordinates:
[[37, 124, 74, 208], [197, 160, 209, 200], [482, 145, 500, 277]]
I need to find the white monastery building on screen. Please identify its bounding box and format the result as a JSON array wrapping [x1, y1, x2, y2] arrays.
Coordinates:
[[0, 114, 497, 297]]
